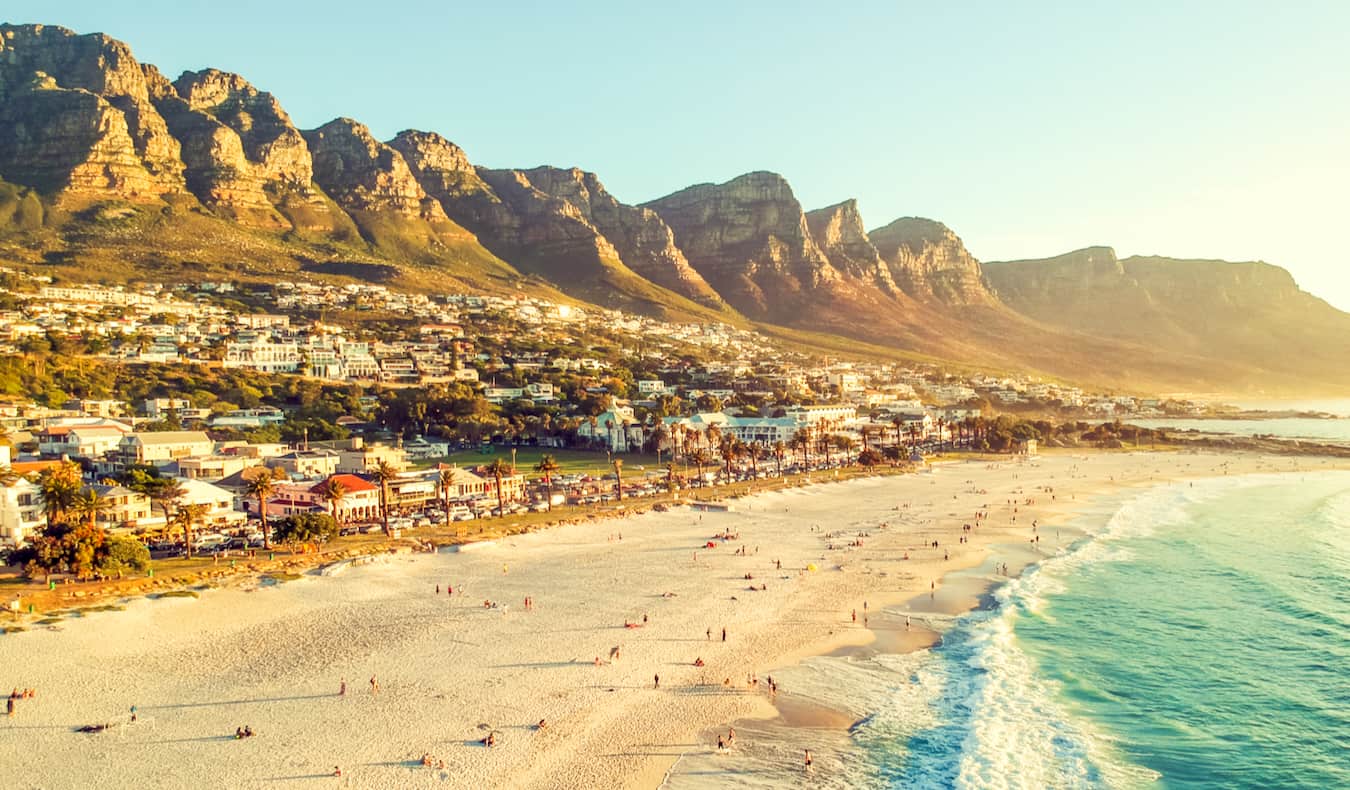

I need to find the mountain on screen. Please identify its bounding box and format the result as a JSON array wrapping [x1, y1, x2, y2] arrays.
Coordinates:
[[984, 248, 1350, 391], [870, 217, 993, 304], [2, 23, 1349, 394]]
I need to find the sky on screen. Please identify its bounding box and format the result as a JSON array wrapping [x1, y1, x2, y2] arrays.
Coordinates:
[[9, 1, 1350, 309]]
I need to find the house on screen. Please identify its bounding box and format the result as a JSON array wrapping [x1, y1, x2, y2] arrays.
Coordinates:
[[262, 474, 381, 522], [37, 422, 132, 459], [0, 448, 43, 545], [265, 450, 341, 479], [88, 484, 157, 531], [175, 478, 246, 527], [336, 439, 409, 475], [175, 454, 258, 481], [577, 407, 642, 452], [112, 431, 214, 468]]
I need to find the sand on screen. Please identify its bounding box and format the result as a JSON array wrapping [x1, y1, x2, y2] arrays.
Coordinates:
[[1, 450, 1341, 789]]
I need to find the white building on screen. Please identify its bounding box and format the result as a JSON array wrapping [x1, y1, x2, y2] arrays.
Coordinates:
[[222, 336, 302, 373]]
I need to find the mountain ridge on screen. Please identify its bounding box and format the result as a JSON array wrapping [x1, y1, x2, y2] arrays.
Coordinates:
[[2, 23, 1348, 394]]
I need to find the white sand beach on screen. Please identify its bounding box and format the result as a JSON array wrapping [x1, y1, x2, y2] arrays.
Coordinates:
[[1, 450, 1340, 789]]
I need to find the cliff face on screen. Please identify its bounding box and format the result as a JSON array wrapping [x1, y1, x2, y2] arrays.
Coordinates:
[[303, 118, 445, 220], [804, 199, 896, 293], [984, 248, 1350, 387], [643, 172, 844, 319], [869, 216, 992, 304], [514, 167, 725, 307], [0, 24, 183, 198]]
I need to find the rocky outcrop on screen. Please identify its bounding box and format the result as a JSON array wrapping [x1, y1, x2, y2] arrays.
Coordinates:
[[173, 69, 313, 189], [869, 217, 992, 304], [303, 118, 446, 220], [642, 172, 844, 319], [804, 199, 896, 293], [0, 72, 160, 196], [0, 24, 184, 196], [513, 167, 725, 306]]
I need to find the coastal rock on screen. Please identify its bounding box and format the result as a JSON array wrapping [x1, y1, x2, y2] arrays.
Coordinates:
[[804, 199, 897, 293], [0, 23, 184, 196], [642, 171, 843, 319], [869, 216, 992, 303]]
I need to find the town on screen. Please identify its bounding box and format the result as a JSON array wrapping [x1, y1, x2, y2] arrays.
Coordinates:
[[0, 269, 1208, 559]]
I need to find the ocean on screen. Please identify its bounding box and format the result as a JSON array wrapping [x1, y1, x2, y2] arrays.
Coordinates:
[[666, 471, 1350, 789], [1131, 397, 1350, 446]]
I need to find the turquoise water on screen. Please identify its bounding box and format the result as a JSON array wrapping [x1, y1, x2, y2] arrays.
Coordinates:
[[859, 472, 1350, 789]]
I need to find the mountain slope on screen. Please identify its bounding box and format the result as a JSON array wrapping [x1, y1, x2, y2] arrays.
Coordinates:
[[984, 248, 1350, 391]]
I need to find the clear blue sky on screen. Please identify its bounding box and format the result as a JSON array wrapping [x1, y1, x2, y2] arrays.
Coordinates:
[[9, 1, 1350, 309]]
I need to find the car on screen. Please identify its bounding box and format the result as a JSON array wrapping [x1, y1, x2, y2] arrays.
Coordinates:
[[361, 524, 382, 534]]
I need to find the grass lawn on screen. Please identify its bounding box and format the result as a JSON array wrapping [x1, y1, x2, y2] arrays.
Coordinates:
[[415, 447, 668, 479]]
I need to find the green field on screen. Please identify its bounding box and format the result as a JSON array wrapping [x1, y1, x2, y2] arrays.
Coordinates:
[[416, 447, 669, 479]]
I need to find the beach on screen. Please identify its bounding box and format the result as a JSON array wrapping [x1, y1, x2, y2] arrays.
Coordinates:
[[1, 449, 1343, 789]]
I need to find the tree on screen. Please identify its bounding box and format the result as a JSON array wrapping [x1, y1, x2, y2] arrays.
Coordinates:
[[772, 441, 787, 477], [534, 454, 561, 511], [69, 487, 111, 528], [690, 448, 711, 485], [37, 460, 82, 525], [834, 435, 856, 465], [484, 458, 511, 517], [273, 513, 339, 552], [97, 534, 150, 577], [173, 503, 207, 559], [370, 460, 400, 535], [244, 468, 287, 549], [438, 467, 457, 522], [145, 478, 186, 540], [316, 476, 348, 524], [792, 428, 811, 469], [665, 462, 677, 492], [858, 448, 883, 468], [612, 457, 624, 501]]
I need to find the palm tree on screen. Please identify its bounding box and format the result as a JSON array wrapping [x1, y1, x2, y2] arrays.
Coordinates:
[[370, 460, 399, 535], [484, 458, 511, 517], [534, 454, 561, 511], [719, 437, 736, 479], [147, 478, 186, 538], [173, 503, 207, 559], [772, 441, 787, 477], [891, 416, 904, 448], [611, 457, 624, 501], [316, 476, 348, 525], [834, 435, 856, 465], [664, 462, 677, 493], [37, 461, 82, 525], [69, 488, 111, 529], [791, 428, 811, 469], [438, 467, 457, 522], [244, 468, 285, 549], [690, 448, 711, 485]]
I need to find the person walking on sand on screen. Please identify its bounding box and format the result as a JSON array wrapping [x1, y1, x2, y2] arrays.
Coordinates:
[[722, 627, 727, 642], [370, 676, 378, 695], [654, 673, 660, 689], [706, 627, 711, 641], [805, 749, 813, 770], [339, 679, 346, 697]]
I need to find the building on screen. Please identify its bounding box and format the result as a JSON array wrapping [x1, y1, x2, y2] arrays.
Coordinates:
[[261, 474, 381, 521], [87, 484, 157, 531], [266, 450, 341, 479], [176, 478, 247, 527], [577, 407, 642, 452], [0, 447, 43, 545], [333, 438, 409, 475], [222, 336, 302, 373], [112, 431, 214, 469], [176, 454, 258, 481], [37, 422, 132, 459], [783, 405, 858, 426]]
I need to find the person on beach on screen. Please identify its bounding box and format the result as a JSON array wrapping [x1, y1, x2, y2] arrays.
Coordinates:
[[370, 676, 378, 695], [339, 679, 346, 697], [333, 766, 342, 777], [722, 627, 727, 642], [706, 627, 712, 640], [6, 697, 12, 717], [805, 749, 813, 770], [717, 735, 726, 749], [130, 705, 137, 723], [654, 673, 660, 688]]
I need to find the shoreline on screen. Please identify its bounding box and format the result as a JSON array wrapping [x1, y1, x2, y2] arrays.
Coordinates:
[[3, 450, 1347, 789], [658, 452, 1350, 787]]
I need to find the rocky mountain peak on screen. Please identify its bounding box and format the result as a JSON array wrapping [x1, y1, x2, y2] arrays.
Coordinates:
[[643, 171, 843, 319], [304, 118, 445, 219], [869, 216, 992, 304], [804, 199, 897, 292]]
